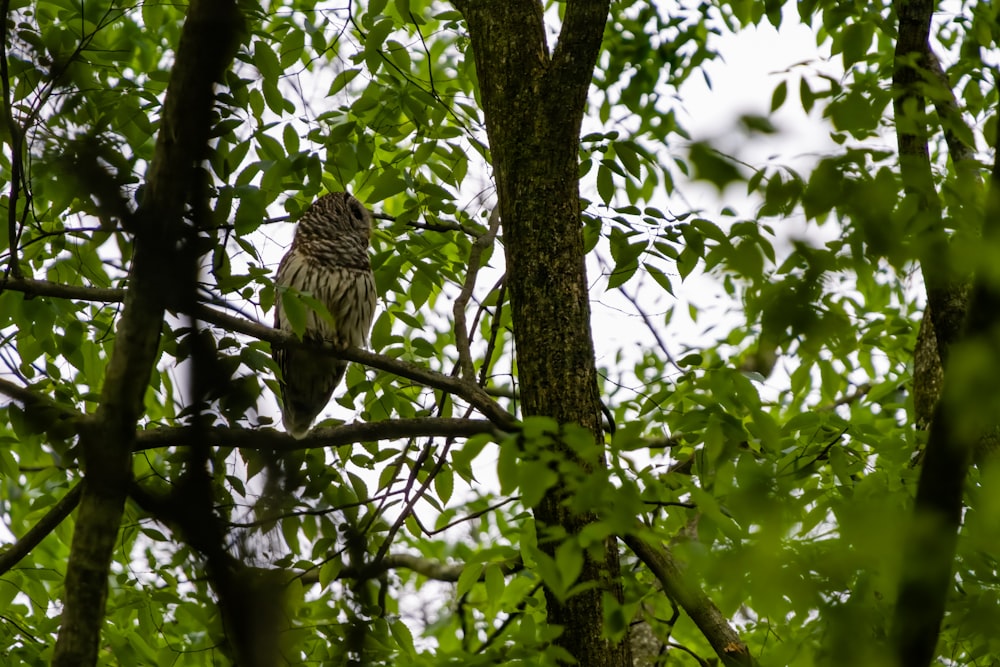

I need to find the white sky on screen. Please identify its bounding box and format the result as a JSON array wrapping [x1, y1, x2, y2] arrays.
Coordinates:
[[591, 8, 839, 381]]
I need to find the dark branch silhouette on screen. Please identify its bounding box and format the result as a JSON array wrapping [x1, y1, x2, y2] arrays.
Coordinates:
[[0, 482, 84, 576]]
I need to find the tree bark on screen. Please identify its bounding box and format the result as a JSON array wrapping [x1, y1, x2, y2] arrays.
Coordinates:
[[625, 535, 755, 667], [889, 1, 1000, 665], [451, 1, 629, 664], [51, 3, 243, 665]]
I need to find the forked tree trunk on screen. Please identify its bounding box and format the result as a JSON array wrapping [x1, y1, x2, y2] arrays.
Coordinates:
[[452, 1, 630, 665]]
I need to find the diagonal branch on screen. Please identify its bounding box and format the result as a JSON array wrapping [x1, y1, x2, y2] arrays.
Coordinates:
[[0, 377, 86, 425], [623, 534, 755, 667], [0, 482, 84, 576], [0, 275, 519, 430], [337, 552, 522, 583], [924, 46, 978, 172], [620, 281, 681, 372], [194, 304, 519, 430], [892, 102, 1000, 667]]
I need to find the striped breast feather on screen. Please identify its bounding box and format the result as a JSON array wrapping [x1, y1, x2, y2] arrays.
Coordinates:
[[275, 252, 376, 346]]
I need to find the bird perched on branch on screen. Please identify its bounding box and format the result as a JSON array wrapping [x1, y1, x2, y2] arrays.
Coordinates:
[[272, 192, 377, 438]]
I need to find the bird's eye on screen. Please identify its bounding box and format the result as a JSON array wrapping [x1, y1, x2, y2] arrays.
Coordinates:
[[348, 199, 369, 223]]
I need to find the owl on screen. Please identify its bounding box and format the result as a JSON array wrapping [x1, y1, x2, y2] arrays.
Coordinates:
[[272, 192, 377, 438]]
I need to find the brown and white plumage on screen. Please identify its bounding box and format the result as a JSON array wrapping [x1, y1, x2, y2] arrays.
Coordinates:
[[272, 192, 376, 438]]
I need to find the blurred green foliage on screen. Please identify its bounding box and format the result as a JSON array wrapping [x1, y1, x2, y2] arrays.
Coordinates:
[[1, 0, 999, 665]]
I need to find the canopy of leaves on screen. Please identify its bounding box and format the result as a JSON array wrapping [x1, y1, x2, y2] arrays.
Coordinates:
[[1, 0, 999, 665]]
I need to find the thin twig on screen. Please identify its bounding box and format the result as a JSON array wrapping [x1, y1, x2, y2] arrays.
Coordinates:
[[408, 219, 478, 235], [666, 641, 712, 667], [408, 8, 436, 96], [817, 383, 872, 412], [0, 613, 42, 643], [340, 552, 520, 582], [476, 583, 544, 654], [0, 377, 86, 424], [621, 281, 681, 372], [477, 276, 508, 388], [372, 436, 457, 566], [228, 489, 406, 529], [925, 46, 978, 170], [454, 207, 501, 381], [425, 496, 520, 536]]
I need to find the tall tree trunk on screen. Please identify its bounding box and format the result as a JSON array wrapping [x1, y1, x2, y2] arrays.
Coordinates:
[[451, 1, 629, 664], [890, 1, 1000, 665]]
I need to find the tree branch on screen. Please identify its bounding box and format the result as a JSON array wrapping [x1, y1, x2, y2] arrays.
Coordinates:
[[0, 372, 502, 450], [623, 534, 755, 667], [0, 276, 519, 431], [133, 418, 501, 451], [0, 482, 84, 576], [0, 377, 86, 424], [0, 277, 125, 303], [924, 46, 978, 171], [892, 96, 1000, 667], [337, 552, 522, 583], [1, 0, 25, 280], [194, 304, 519, 431], [454, 207, 501, 382], [893, 0, 965, 364], [888, 2, 983, 665]]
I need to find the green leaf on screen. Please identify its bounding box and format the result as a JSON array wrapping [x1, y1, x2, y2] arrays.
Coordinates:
[[234, 187, 265, 235], [519, 460, 558, 508], [533, 542, 566, 589], [554, 540, 583, 591], [389, 618, 416, 656], [770, 80, 787, 112], [607, 260, 638, 289], [689, 142, 742, 190], [282, 123, 300, 154], [800, 76, 815, 113], [841, 22, 869, 68], [328, 68, 361, 96], [319, 559, 342, 590], [367, 169, 407, 203], [497, 434, 520, 496], [365, 18, 396, 73], [456, 564, 482, 599], [278, 287, 308, 339], [597, 162, 614, 204], [484, 564, 504, 607], [254, 40, 281, 80], [434, 467, 454, 504], [644, 263, 674, 295], [613, 141, 642, 178]]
